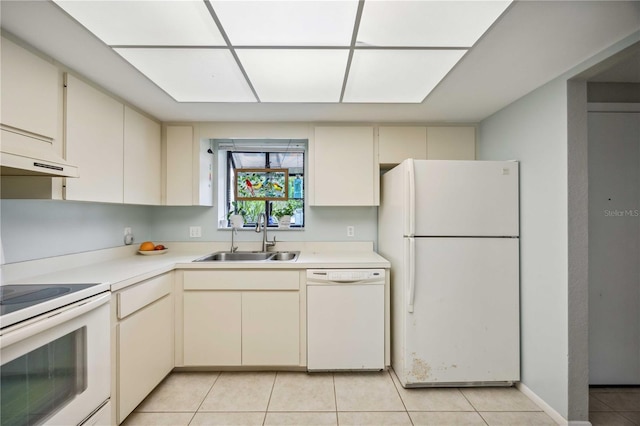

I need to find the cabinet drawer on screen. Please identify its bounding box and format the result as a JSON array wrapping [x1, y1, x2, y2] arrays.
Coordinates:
[[184, 270, 299, 290], [118, 273, 172, 319]]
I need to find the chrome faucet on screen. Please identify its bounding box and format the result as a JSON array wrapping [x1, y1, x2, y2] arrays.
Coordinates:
[[230, 227, 238, 253], [255, 212, 276, 252]]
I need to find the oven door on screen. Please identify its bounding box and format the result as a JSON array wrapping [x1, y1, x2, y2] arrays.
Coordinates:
[[0, 293, 110, 426]]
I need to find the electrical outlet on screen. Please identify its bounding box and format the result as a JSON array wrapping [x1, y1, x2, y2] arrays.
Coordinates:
[[189, 226, 202, 238], [123, 227, 134, 245], [347, 226, 355, 237]]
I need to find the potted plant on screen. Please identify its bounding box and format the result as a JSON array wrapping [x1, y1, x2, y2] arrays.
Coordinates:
[[272, 202, 295, 227], [227, 201, 247, 228]]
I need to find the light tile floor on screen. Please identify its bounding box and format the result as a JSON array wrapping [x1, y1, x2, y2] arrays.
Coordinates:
[[123, 370, 559, 426], [590, 387, 640, 426]]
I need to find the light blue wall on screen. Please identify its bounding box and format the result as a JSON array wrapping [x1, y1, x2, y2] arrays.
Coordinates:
[[478, 77, 569, 418], [1, 200, 377, 264], [148, 205, 378, 247], [0, 200, 153, 264]]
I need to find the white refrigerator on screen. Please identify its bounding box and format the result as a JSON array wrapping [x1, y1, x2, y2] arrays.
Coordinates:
[[379, 159, 520, 387]]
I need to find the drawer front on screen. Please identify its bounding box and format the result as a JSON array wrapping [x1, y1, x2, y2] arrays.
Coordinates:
[[183, 270, 300, 290], [117, 273, 172, 319]]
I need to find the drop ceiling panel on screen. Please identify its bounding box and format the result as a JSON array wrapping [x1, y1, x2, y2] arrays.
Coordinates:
[[114, 48, 256, 102], [343, 50, 466, 103], [54, 0, 225, 46], [237, 49, 349, 102], [209, 0, 359, 46], [357, 1, 512, 47]]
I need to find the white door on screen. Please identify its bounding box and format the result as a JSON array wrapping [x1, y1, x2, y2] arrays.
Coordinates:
[[410, 160, 519, 237], [588, 112, 640, 384], [403, 237, 519, 385]]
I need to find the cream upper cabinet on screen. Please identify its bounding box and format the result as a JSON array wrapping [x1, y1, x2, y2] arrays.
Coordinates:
[[165, 125, 193, 206], [426, 126, 476, 160], [378, 126, 427, 166], [124, 106, 161, 205], [64, 74, 124, 203], [1, 37, 58, 140], [311, 126, 378, 206], [164, 125, 214, 206]]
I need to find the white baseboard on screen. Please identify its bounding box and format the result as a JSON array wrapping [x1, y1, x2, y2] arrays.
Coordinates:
[[568, 422, 592, 426], [516, 382, 570, 426]]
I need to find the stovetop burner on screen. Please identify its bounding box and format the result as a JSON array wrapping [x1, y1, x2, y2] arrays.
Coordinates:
[[0, 283, 106, 328]]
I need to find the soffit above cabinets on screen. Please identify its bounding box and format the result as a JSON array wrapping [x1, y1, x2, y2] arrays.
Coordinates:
[[52, 0, 512, 104]]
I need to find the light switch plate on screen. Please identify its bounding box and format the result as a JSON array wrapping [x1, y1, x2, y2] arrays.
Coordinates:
[[189, 226, 202, 238]]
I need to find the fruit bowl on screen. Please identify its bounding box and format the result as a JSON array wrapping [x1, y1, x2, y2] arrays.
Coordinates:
[[138, 248, 168, 256]]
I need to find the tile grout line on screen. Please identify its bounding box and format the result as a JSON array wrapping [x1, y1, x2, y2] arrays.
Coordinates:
[[387, 368, 414, 425], [454, 387, 490, 425], [188, 371, 222, 425], [332, 373, 340, 426], [262, 371, 278, 426], [195, 372, 221, 412]]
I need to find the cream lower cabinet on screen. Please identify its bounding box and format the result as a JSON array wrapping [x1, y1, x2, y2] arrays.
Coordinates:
[[114, 273, 174, 424], [183, 291, 242, 365], [242, 291, 300, 365], [181, 270, 302, 367]]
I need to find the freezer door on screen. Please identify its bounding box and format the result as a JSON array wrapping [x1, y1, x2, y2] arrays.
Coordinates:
[[403, 237, 519, 385], [411, 160, 519, 237]]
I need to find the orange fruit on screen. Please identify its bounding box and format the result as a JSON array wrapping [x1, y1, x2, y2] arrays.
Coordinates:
[[139, 241, 155, 251]]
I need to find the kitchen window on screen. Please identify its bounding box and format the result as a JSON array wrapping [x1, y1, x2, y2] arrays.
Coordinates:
[[217, 140, 306, 228]]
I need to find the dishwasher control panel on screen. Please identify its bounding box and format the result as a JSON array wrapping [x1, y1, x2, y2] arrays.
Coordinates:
[[307, 269, 385, 283]]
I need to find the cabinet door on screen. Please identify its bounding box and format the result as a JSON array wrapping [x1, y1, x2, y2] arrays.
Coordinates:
[[242, 291, 300, 366], [378, 126, 427, 166], [426, 127, 475, 160], [1, 37, 58, 140], [165, 125, 193, 206], [124, 106, 161, 205], [183, 291, 241, 366], [118, 294, 173, 423], [312, 126, 378, 206], [65, 74, 124, 203]]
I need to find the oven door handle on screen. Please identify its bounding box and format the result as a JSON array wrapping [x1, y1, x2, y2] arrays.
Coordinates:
[[0, 293, 110, 348]]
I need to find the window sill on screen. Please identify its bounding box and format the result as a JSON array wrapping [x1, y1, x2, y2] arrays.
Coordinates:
[[219, 226, 305, 232]]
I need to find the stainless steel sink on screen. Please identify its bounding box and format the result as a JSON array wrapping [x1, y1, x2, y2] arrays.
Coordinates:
[[270, 252, 297, 261], [193, 251, 299, 262]]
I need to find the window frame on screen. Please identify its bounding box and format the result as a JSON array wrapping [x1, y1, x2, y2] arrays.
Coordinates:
[[225, 149, 305, 229]]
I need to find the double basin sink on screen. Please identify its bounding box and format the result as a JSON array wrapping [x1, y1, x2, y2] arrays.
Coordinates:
[[194, 251, 299, 262]]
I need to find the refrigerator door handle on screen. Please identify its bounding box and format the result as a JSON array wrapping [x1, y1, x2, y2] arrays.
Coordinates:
[[407, 159, 416, 237], [407, 237, 416, 313]]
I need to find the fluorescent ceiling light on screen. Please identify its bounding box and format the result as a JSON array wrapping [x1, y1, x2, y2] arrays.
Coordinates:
[[236, 49, 349, 102], [357, 1, 512, 47], [209, 0, 359, 46], [343, 50, 466, 103], [114, 48, 256, 102], [54, 0, 225, 46]]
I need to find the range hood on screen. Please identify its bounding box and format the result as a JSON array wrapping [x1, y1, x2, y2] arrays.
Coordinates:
[[1, 127, 79, 178]]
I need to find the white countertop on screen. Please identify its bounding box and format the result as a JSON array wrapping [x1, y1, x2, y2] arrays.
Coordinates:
[[2, 243, 390, 292]]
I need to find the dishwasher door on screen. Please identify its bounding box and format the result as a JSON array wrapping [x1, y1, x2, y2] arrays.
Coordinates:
[[307, 269, 385, 371]]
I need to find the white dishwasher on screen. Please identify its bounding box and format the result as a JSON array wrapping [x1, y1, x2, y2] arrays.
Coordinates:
[[307, 269, 385, 371]]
